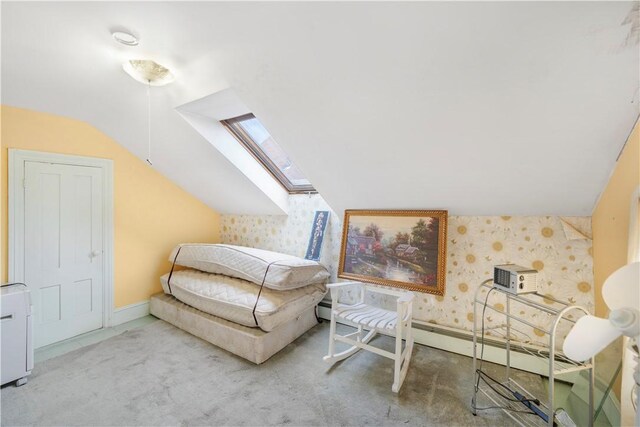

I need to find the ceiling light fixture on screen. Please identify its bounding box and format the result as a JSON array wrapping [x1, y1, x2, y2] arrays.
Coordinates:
[[112, 31, 139, 46], [122, 59, 175, 166], [123, 59, 174, 87]]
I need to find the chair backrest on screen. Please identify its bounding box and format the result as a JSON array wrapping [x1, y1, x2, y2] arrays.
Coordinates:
[[362, 283, 412, 299]]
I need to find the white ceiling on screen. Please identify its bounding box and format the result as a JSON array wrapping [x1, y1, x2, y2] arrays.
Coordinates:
[[2, 2, 638, 216]]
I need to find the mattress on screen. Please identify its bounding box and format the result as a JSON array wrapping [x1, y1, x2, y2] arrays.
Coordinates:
[[150, 293, 320, 364], [169, 244, 329, 291], [161, 269, 326, 332]]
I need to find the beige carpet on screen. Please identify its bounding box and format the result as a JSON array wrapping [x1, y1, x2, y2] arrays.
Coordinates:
[[1, 319, 544, 426]]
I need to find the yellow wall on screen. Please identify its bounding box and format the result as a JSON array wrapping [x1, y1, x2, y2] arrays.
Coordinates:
[[1, 106, 220, 307], [592, 119, 640, 317]]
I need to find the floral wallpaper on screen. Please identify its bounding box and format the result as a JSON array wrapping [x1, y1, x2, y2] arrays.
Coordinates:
[[220, 195, 594, 347]]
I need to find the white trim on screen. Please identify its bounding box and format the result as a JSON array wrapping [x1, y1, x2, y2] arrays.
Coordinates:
[[112, 300, 150, 326], [8, 149, 115, 330], [176, 90, 289, 215]]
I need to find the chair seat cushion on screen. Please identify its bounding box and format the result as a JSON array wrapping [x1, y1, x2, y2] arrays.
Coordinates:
[[334, 302, 398, 331]]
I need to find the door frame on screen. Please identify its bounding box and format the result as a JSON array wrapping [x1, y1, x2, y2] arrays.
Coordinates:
[[8, 149, 115, 329]]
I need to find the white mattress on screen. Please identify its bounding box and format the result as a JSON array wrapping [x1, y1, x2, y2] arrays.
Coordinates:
[[169, 244, 330, 290], [150, 293, 320, 364], [161, 269, 326, 332]]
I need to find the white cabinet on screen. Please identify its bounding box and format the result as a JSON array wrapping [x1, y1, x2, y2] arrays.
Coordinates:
[[1, 283, 33, 386]]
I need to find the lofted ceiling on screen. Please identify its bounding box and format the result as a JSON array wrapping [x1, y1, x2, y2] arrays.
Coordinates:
[[2, 2, 638, 216]]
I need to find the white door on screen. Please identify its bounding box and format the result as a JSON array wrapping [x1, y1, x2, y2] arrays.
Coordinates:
[[24, 161, 104, 348]]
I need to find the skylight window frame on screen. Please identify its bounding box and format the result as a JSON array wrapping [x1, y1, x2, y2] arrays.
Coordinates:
[[221, 113, 317, 194]]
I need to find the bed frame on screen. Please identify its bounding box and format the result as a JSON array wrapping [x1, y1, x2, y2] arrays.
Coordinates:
[[149, 293, 319, 364]]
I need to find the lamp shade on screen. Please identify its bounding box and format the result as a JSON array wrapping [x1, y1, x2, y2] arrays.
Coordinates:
[[123, 59, 174, 86]]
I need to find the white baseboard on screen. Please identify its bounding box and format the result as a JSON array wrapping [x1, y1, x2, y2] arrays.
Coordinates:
[[112, 300, 150, 326]]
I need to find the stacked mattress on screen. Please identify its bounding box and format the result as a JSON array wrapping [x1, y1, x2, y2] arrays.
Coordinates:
[[156, 244, 329, 350], [160, 269, 326, 332]]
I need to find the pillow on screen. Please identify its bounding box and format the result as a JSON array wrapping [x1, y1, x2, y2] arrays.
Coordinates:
[[168, 244, 330, 291]]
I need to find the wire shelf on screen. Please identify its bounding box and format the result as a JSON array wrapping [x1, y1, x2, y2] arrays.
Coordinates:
[[486, 325, 592, 375], [472, 279, 594, 427], [475, 379, 550, 427]]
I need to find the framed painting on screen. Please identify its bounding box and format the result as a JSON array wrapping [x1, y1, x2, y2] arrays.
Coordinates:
[[338, 210, 448, 295]]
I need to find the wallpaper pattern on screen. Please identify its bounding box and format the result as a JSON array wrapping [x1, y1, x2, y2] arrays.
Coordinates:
[[220, 195, 594, 347]]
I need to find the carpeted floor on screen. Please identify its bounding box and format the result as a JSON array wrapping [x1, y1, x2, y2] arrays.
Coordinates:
[[1, 319, 545, 426]]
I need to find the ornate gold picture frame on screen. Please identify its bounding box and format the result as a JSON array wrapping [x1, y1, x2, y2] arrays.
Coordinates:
[[338, 210, 448, 295]]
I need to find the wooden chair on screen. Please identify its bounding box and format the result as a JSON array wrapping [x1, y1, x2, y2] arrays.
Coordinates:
[[323, 281, 414, 393]]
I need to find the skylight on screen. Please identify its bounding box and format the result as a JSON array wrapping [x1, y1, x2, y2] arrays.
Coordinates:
[[222, 114, 316, 194]]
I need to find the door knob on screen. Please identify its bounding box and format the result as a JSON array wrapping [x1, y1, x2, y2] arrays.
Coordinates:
[[89, 250, 101, 258]]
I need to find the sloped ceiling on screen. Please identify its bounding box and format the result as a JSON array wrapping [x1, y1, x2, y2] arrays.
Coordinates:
[[2, 2, 638, 216]]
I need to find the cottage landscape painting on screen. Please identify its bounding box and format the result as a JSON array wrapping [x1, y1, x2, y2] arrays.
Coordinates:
[[338, 210, 448, 295]]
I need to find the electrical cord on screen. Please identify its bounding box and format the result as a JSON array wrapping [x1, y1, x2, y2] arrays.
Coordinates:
[[166, 247, 183, 294], [251, 260, 284, 328], [0, 282, 27, 288], [473, 405, 540, 414], [476, 370, 540, 406]]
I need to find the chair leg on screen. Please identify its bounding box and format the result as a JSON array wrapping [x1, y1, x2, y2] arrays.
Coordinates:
[[392, 318, 414, 393], [392, 324, 403, 393], [399, 320, 413, 390], [326, 310, 337, 358], [406, 319, 414, 361]]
